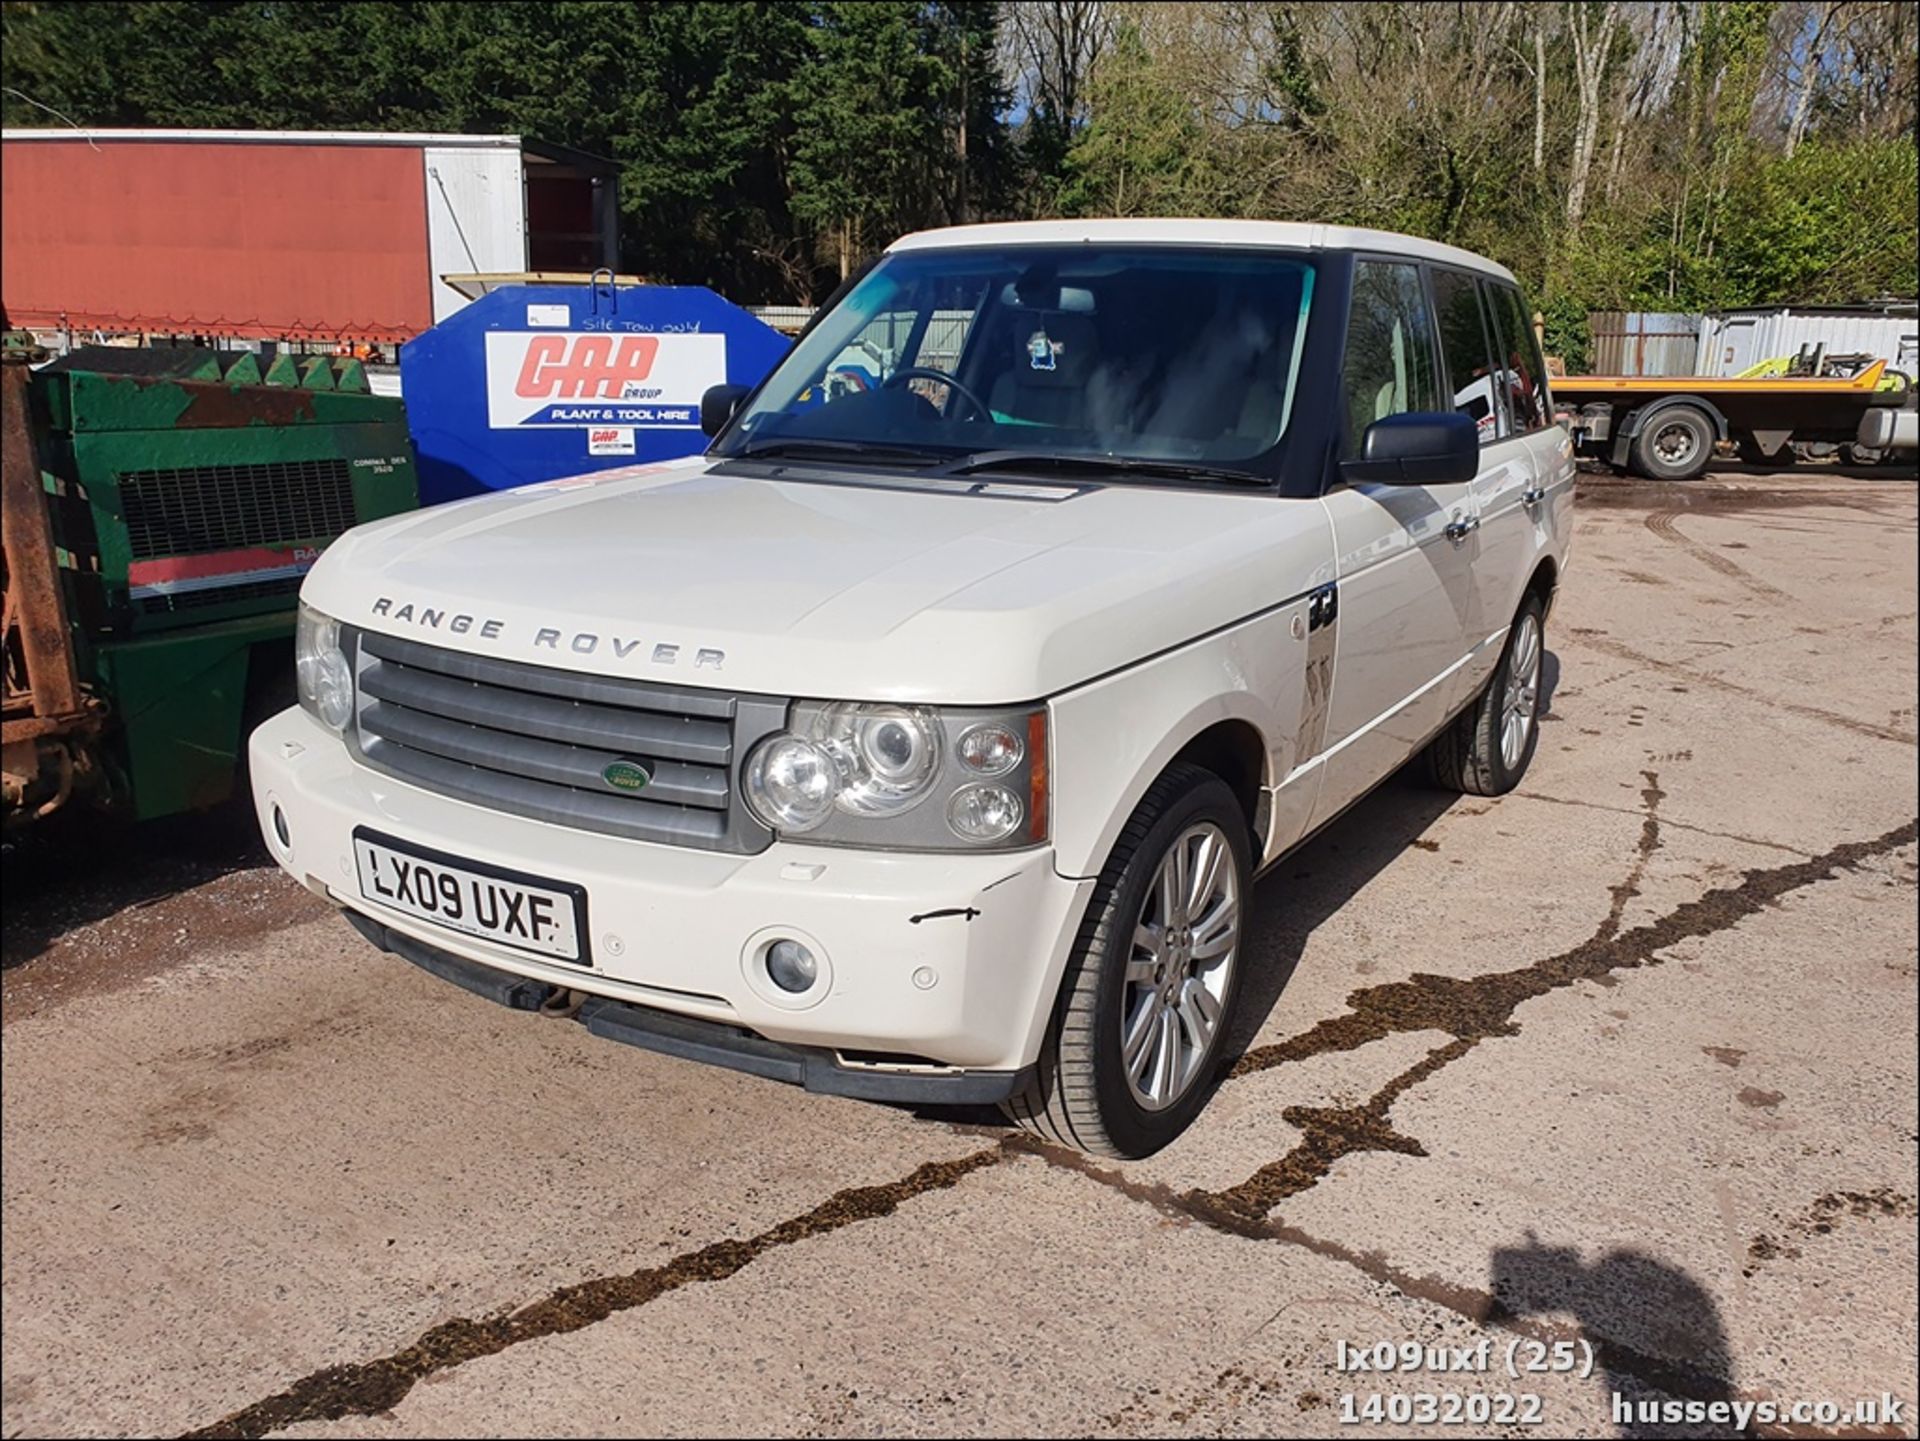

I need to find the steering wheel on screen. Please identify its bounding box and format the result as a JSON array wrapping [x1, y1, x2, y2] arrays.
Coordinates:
[[881, 366, 991, 422]]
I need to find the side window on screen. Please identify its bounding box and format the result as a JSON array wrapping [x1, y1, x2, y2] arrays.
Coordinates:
[[1340, 261, 1441, 457], [1486, 283, 1547, 433], [913, 308, 977, 374], [817, 306, 978, 407], [1433, 268, 1499, 443], [1513, 290, 1552, 417]]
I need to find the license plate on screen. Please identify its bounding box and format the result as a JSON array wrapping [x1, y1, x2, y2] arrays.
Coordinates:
[[352, 828, 589, 965]]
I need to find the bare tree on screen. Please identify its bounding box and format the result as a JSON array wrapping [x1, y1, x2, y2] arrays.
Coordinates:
[[1534, 15, 1548, 172], [1784, 0, 1844, 156], [1603, 2, 1680, 204], [1002, 1, 1114, 153], [1565, 0, 1622, 225], [1804, 0, 1919, 145]]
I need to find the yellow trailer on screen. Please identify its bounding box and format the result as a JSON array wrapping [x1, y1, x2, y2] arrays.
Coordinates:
[[1552, 360, 1904, 479]]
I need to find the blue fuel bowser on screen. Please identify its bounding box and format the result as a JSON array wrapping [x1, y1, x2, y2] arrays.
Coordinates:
[[400, 278, 790, 504]]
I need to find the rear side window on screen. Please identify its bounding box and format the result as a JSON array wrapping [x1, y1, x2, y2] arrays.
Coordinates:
[[1433, 268, 1499, 443], [1340, 261, 1441, 457], [1485, 283, 1548, 433]]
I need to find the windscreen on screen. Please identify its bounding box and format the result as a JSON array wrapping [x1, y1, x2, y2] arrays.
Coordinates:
[[718, 245, 1317, 468]]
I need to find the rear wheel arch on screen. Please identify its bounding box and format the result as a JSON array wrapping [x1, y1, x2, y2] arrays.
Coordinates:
[[1525, 555, 1559, 618], [1429, 589, 1547, 796]]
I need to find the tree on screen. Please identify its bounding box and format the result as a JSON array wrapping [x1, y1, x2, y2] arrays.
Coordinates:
[[1563, 0, 1621, 226], [1057, 21, 1224, 216], [925, 1, 1016, 224], [1, 0, 1914, 313], [1002, 0, 1113, 189], [790, 3, 944, 278]]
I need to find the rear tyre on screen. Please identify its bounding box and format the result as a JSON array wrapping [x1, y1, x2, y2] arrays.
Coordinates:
[[1631, 407, 1715, 481], [1002, 763, 1250, 1159], [1427, 593, 1546, 797]]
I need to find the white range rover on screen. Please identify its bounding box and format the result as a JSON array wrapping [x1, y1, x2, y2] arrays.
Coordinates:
[[253, 220, 1574, 1157]]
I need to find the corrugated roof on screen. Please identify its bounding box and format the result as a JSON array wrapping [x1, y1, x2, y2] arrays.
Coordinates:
[[2, 140, 434, 338]]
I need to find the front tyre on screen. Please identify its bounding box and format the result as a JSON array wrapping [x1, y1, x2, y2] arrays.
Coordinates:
[[1427, 593, 1546, 796], [1002, 764, 1250, 1158]]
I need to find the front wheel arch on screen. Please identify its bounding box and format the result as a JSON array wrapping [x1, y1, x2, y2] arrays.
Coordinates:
[[1050, 692, 1278, 882], [1170, 719, 1267, 852], [1004, 761, 1253, 1157]]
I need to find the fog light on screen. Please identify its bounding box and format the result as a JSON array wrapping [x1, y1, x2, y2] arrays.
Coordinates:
[[765, 938, 818, 993], [271, 803, 291, 850]]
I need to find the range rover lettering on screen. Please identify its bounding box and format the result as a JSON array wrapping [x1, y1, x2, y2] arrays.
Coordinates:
[[253, 220, 1574, 1157]]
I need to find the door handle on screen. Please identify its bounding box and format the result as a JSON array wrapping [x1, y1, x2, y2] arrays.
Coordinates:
[[1521, 484, 1548, 506], [1444, 515, 1480, 542]]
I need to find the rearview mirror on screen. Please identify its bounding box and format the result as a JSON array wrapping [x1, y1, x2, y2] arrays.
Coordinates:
[[1340, 412, 1479, 486], [701, 383, 751, 438]]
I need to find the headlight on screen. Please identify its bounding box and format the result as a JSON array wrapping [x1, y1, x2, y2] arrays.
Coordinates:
[[295, 603, 354, 731], [743, 735, 838, 832], [744, 703, 1046, 850], [812, 703, 941, 816]]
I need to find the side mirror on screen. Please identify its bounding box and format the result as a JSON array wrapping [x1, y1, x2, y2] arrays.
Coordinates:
[[1340, 411, 1479, 486], [700, 383, 751, 438]]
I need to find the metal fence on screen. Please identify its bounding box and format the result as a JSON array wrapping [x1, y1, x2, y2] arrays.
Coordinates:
[[748, 305, 815, 335], [1588, 311, 1702, 377], [747, 306, 976, 373]]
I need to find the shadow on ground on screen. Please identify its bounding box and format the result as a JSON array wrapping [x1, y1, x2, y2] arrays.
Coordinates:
[[1, 804, 271, 969], [1491, 1235, 1735, 1439]]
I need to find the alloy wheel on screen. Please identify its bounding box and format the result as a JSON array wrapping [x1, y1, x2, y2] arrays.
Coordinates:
[[1118, 821, 1241, 1111], [1501, 612, 1542, 770]]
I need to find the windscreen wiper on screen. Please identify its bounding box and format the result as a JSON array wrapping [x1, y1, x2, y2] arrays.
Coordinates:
[[937, 449, 1271, 487], [730, 436, 950, 467]]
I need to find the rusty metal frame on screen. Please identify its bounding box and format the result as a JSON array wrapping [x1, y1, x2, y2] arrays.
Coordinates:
[[2, 360, 87, 736]]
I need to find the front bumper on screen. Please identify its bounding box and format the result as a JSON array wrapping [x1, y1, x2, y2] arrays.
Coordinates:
[[342, 909, 1034, 1103], [251, 707, 1092, 1077]]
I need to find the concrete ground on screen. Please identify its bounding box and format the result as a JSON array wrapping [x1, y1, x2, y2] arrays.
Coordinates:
[[4, 466, 1916, 1440]]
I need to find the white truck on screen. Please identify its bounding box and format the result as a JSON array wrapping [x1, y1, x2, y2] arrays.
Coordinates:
[[252, 220, 1575, 1156]]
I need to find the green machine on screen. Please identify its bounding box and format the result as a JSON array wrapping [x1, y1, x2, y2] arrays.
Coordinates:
[[2, 345, 418, 826]]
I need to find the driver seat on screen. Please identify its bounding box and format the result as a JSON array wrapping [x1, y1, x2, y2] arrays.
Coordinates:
[[987, 312, 1098, 429]]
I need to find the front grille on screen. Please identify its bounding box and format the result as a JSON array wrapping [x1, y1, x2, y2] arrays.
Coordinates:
[[135, 575, 304, 614], [349, 630, 786, 853], [120, 458, 356, 560]]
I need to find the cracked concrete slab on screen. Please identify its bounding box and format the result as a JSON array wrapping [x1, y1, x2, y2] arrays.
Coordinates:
[[4, 468, 1915, 1439]]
